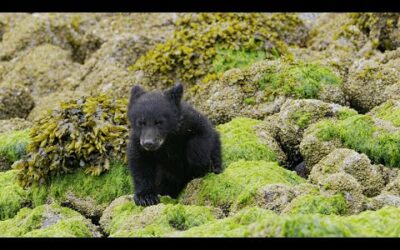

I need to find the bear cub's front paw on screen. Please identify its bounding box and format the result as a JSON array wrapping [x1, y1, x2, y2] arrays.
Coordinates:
[[134, 193, 160, 206]]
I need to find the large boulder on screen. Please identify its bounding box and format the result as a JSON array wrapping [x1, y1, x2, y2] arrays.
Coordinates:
[[0, 203, 101, 237]]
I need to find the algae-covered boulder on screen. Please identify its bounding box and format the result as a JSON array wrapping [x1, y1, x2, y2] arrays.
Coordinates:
[[317, 173, 367, 214], [309, 149, 385, 197], [0, 203, 101, 237], [344, 50, 400, 113], [1, 44, 80, 98], [301, 111, 400, 170], [131, 13, 308, 88], [255, 184, 295, 213], [65, 35, 156, 99], [0, 13, 102, 62], [282, 194, 348, 216], [13, 95, 129, 187], [192, 59, 345, 124], [217, 117, 286, 167], [0, 170, 30, 220], [368, 194, 400, 210], [179, 160, 304, 214], [265, 99, 357, 169], [29, 161, 132, 221], [0, 118, 32, 134], [100, 195, 222, 237], [0, 129, 30, 171], [0, 85, 34, 119], [178, 206, 400, 237]]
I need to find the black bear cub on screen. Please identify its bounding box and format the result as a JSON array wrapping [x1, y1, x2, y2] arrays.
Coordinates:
[[127, 83, 222, 206]]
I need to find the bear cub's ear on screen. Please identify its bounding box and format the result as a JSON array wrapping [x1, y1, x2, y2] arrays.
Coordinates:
[[129, 85, 146, 105], [165, 83, 183, 106]]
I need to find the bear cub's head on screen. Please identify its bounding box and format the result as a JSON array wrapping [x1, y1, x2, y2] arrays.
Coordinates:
[[128, 83, 183, 151]]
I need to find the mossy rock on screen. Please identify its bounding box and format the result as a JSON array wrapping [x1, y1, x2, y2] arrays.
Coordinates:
[[309, 148, 386, 197], [0, 203, 101, 237], [306, 113, 400, 170], [13, 94, 129, 187], [191, 59, 345, 125], [368, 194, 400, 211], [100, 195, 222, 237], [178, 206, 400, 237], [0, 44, 80, 98], [29, 161, 132, 221], [179, 160, 304, 214], [0, 13, 102, 62], [368, 99, 400, 127], [131, 13, 308, 88], [0, 118, 32, 134], [65, 35, 157, 100], [282, 194, 348, 216], [217, 117, 286, 167], [0, 129, 30, 171], [265, 99, 357, 169], [344, 49, 400, 113], [0, 85, 34, 120], [0, 170, 30, 220]]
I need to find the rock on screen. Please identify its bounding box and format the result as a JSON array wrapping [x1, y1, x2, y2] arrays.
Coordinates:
[[368, 194, 400, 210], [0, 129, 30, 171], [309, 148, 385, 197], [99, 195, 222, 237], [0, 13, 103, 62], [282, 193, 348, 215], [0, 170, 30, 220], [1, 44, 80, 98], [179, 160, 304, 214], [382, 176, 400, 196], [29, 161, 133, 222], [344, 49, 400, 112], [191, 59, 345, 125], [178, 206, 400, 237], [317, 173, 367, 214], [255, 184, 295, 213], [0, 85, 34, 119], [65, 35, 156, 99], [217, 117, 286, 167], [265, 99, 357, 169], [0, 203, 101, 237], [300, 112, 400, 170], [0, 118, 32, 134]]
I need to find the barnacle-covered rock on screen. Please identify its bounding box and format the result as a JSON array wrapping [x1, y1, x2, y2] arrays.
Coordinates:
[[344, 48, 400, 112], [0, 203, 101, 237], [216, 117, 286, 167], [29, 161, 132, 221], [99, 195, 222, 237], [179, 160, 304, 214], [0, 85, 34, 119], [0, 170, 30, 220], [265, 99, 357, 169], [301, 112, 400, 170], [309, 149, 385, 197], [282, 193, 348, 216], [0, 129, 30, 171], [0, 118, 32, 134], [13, 94, 129, 187], [131, 13, 308, 88], [0, 13, 102, 62], [1, 44, 80, 98], [192, 59, 345, 124], [368, 194, 400, 210], [317, 173, 367, 214], [177, 206, 400, 237], [64, 35, 156, 99]]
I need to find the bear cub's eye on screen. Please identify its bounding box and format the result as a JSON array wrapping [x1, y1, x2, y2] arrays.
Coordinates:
[[137, 120, 146, 127], [154, 120, 163, 126]]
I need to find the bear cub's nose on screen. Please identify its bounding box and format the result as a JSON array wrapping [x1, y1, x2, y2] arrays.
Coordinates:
[[141, 139, 158, 151]]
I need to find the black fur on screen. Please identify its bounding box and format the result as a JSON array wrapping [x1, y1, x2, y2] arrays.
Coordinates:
[[127, 83, 222, 206]]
